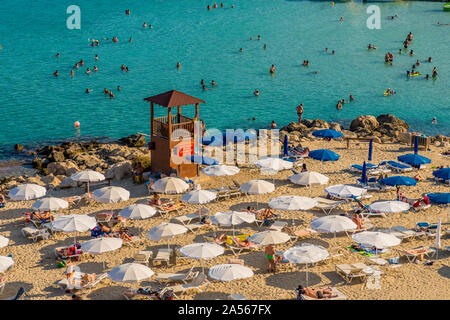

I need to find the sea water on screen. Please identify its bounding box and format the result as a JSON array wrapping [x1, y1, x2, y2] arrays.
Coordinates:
[[0, 0, 448, 158]]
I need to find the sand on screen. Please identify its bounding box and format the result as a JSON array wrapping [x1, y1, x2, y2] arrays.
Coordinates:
[[0, 139, 449, 300]]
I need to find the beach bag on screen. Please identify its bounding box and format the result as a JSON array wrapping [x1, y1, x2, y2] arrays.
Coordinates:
[[56, 259, 67, 268], [264, 218, 272, 227]]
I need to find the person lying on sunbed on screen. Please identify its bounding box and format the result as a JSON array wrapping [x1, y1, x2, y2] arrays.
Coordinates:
[[412, 195, 429, 208], [262, 208, 276, 219], [414, 172, 425, 182], [28, 211, 54, 222], [56, 244, 82, 258], [296, 285, 338, 299], [247, 206, 256, 214], [214, 233, 228, 245], [402, 247, 428, 261], [148, 192, 161, 206], [232, 237, 254, 247], [352, 213, 365, 230], [281, 226, 313, 237]]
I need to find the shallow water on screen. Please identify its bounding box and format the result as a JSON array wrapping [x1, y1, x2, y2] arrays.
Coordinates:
[[0, 0, 448, 158]]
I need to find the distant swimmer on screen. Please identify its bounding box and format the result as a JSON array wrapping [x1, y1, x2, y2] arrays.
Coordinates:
[[201, 79, 205, 86], [416, 60, 421, 66], [407, 32, 413, 41], [270, 64, 275, 74], [86, 68, 91, 74], [103, 88, 109, 94], [312, 71, 319, 74], [74, 63, 79, 69], [207, 5, 211, 10], [302, 60, 309, 66], [232, 4, 235, 8], [85, 88, 91, 93], [143, 22, 147, 28], [220, 3, 224, 8], [125, 66, 129, 72], [437, 21, 449, 25], [384, 88, 395, 95], [296, 103, 304, 123], [250, 36, 253, 40], [109, 91, 115, 99], [79, 59, 84, 66], [56, 53, 60, 58], [271, 120, 277, 129], [425, 74, 430, 80], [93, 66, 98, 72], [95, 54, 99, 60], [409, 49, 414, 56], [53, 70, 59, 76], [336, 101, 342, 110], [117, 86, 121, 91], [432, 67, 438, 77], [254, 89, 259, 96], [339, 17, 344, 22], [70, 70, 74, 77], [399, 48, 402, 54], [325, 48, 328, 52], [121, 64, 126, 71], [331, 50, 335, 55], [177, 61, 182, 69], [240, 48, 243, 53], [213, 3, 218, 8], [202, 84, 207, 90], [432, 117, 437, 124], [129, 37, 133, 43], [149, 24, 153, 29], [257, 35, 261, 40], [112, 37, 118, 42], [211, 80, 217, 87], [264, 44, 267, 50], [349, 94, 355, 101], [428, 57, 432, 63], [125, 9, 130, 15]]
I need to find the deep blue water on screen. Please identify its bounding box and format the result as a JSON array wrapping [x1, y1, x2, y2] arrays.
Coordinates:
[[0, 0, 449, 159]]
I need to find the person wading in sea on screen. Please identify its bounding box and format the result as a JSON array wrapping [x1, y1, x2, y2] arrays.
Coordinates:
[[296, 103, 304, 124]]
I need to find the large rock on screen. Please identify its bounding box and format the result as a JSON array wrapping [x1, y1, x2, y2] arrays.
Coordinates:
[[310, 119, 329, 129], [37, 145, 63, 157], [41, 174, 61, 188], [105, 161, 132, 180], [48, 150, 65, 163], [376, 114, 409, 130], [329, 122, 342, 132], [119, 134, 147, 148], [301, 119, 314, 128], [59, 177, 79, 188], [377, 123, 406, 138], [350, 115, 379, 132], [47, 161, 79, 176], [72, 153, 103, 169], [14, 144, 24, 152], [282, 122, 308, 133], [32, 157, 46, 170], [26, 175, 46, 186], [64, 143, 83, 159]]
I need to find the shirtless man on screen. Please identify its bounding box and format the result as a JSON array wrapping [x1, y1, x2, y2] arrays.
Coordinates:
[[296, 103, 304, 124]]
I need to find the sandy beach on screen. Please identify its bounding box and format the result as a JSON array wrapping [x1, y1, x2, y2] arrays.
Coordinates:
[[0, 138, 448, 300]]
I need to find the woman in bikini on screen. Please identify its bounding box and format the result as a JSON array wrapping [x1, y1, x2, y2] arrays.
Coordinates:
[[265, 244, 276, 273]]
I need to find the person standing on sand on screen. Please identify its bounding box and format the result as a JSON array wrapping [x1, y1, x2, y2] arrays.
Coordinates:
[[296, 103, 304, 124], [265, 244, 276, 273]]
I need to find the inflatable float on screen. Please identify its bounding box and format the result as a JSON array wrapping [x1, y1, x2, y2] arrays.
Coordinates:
[[408, 72, 421, 77]]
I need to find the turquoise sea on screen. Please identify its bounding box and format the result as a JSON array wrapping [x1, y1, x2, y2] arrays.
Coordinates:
[[0, 0, 449, 158]]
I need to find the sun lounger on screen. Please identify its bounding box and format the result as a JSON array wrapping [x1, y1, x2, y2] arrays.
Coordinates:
[[268, 220, 288, 231], [57, 273, 108, 294], [350, 163, 378, 173], [299, 287, 347, 300], [391, 226, 425, 239], [154, 202, 186, 216], [226, 236, 260, 256], [383, 161, 413, 173], [133, 251, 153, 266], [254, 209, 281, 227], [396, 246, 436, 262], [123, 286, 173, 300], [335, 263, 369, 284], [378, 228, 412, 241], [313, 197, 346, 215], [21, 226, 50, 242], [164, 272, 210, 297], [174, 211, 208, 226], [281, 226, 317, 242], [153, 248, 175, 266], [156, 266, 197, 284]]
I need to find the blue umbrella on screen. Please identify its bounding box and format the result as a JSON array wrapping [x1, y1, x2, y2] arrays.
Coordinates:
[[187, 155, 219, 165], [427, 193, 450, 204], [309, 149, 340, 162], [433, 168, 450, 181], [312, 129, 343, 139], [397, 154, 431, 167], [361, 161, 367, 185], [379, 176, 417, 186], [283, 135, 288, 156], [368, 139, 373, 161], [414, 136, 419, 155]]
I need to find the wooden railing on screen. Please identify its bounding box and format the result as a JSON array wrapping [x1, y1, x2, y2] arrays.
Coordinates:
[[153, 115, 194, 139]]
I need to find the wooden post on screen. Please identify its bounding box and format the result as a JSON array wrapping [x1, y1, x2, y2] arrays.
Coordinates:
[[167, 107, 172, 143], [177, 106, 181, 123], [150, 102, 154, 136], [195, 103, 199, 120]]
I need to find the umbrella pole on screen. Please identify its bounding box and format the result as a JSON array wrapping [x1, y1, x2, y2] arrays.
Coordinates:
[[306, 264, 309, 287]]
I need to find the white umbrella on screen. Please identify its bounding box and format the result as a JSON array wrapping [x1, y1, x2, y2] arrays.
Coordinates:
[[51, 214, 97, 243], [269, 196, 317, 211], [93, 186, 130, 203], [283, 244, 329, 286], [325, 184, 367, 199], [151, 177, 189, 194], [70, 170, 105, 193], [108, 263, 154, 283], [0, 256, 14, 273], [119, 204, 156, 220], [180, 242, 224, 270], [210, 211, 255, 226], [8, 184, 46, 201], [146, 222, 188, 241], [352, 231, 401, 249], [369, 201, 410, 214], [247, 230, 290, 245], [181, 190, 217, 204], [32, 197, 68, 211], [288, 171, 329, 187], [202, 165, 240, 177], [208, 263, 254, 296], [310, 215, 357, 234], [0, 236, 9, 248], [81, 237, 123, 269], [254, 157, 293, 171], [240, 180, 275, 209]]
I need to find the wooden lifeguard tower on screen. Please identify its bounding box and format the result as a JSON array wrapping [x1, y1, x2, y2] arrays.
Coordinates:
[[144, 90, 205, 178]]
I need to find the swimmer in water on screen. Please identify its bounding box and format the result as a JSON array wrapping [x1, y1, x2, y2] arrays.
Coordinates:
[[79, 59, 84, 66], [312, 71, 319, 74], [121, 64, 126, 71], [213, 3, 218, 8], [336, 101, 342, 110], [70, 70, 74, 77], [202, 84, 207, 90], [250, 36, 253, 40], [207, 5, 211, 10], [254, 89, 259, 96], [407, 32, 413, 41], [85, 88, 90, 93], [432, 67, 438, 77], [125, 9, 130, 15], [129, 37, 132, 43], [125, 67, 129, 72], [201, 79, 205, 86], [143, 22, 147, 28], [53, 70, 59, 76], [86, 68, 91, 74], [409, 50, 414, 56], [428, 57, 432, 63], [117, 86, 121, 91], [349, 94, 355, 101], [325, 48, 328, 52], [177, 62, 182, 69], [416, 60, 421, 66], [74, 63, 79, 69], [104, 88, 109, 94], [432, 117, 437, 124], [399, 48, 402, 54], [109, 91, 115, 99], [264, 44, 267, 50], [112, 37, 118, 43], [240, 48, 243, 53], [220, 3, 224, 8], [331, 50, 335, 55], [211, 80, 216, 87], [368, 44, 372, 50], [257, 35, 261, 40], [56, 53, 60, 58], [425, 74, 429, 80], [149, 25, 153, 29], [96, 40, 99, 46], [340, 17, 344, 22], [93, 66, 98, 72], [270, 64, 275, 74], [232, 4, 235, 8], [95, 54, 98, 60], [271, 120, 277, 129]]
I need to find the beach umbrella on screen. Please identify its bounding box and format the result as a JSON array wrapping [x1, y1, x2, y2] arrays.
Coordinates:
[[180, 242, 224, 271], [427, 193, 450, 204], [0, 256, 14, 273], [52, 214, 97, 243], [309, 149, 340, 162], [288, 171, 329, 187], [368, 139, 373, 161], [240, 180, 275, 208], [108, 263, 154, 283], [368, 201, 410, 214], [283, 244, 329, 286], [283, 135, 288, 156], [269, 196, 317, 211], [352, 231, 401, 249], [432, 168, 450, 181], [379, 176, 417, 187], [310, 216, 357, 234], [254, 157, 293, 171], [146, 223, 188, 249], [0, 236, 9, 248], [181, 190, 216, 204], [414, 136, 419, 155], [361, 161, 368, 185], [151, 177, 189, 194], [31, 197, 68, 211], [247, 230, 290, 245], [312, 129, 343, 139], [202, 165, 240, 177], [187, 155, 219, 165], [70, 170, 105, 193], [208, 264, 254, 297], [397, 154, 431, 167], [8, 184, 46, 201], [325, 184, 367, 200], [81, 237, 123, 269], [119, 204, 156, 220], [210, 211, 255, 227], [93, 186, 130, 203]]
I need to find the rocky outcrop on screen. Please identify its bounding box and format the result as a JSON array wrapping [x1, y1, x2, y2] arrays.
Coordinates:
[[105, 161, 133, 181], [47, 161, 79, 176], [14, 144, 24, 152], [350, 115, 379, 132], [376, 114, 409, 130], [119, 134, 147, 147]]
